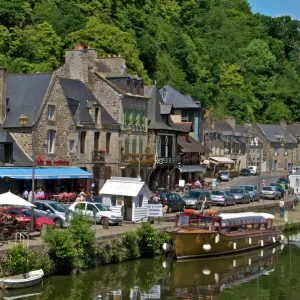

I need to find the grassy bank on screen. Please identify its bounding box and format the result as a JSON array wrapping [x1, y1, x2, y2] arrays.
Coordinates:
[[0, 214, 170, 278]]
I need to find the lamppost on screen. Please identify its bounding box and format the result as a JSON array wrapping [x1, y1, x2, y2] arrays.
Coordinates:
[[126, 129, 141, 179], [19, 105, 37, 231]]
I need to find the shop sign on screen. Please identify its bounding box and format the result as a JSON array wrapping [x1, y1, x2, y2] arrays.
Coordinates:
[[147, 204, 163, 217], [37, 156, 70, 166]]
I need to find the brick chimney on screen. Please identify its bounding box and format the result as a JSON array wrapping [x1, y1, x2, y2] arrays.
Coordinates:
[[227, 116, 236, 130], [65, 44, 97, 83], [281, 119, 286, 129], [0, 68, 7, 124]]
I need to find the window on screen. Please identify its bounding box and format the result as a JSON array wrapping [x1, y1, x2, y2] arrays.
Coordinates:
[[106, 133, 111, 153], [4, 144, 12, 164], [139, 110, 145, 126], [181, 111, 194, 124], [111, 195, 116, 206], [87, 204, 96, 211], [68, 140, 75, 153], [125, 137, 130, 154], [139, 82, 144, 95], [48, 105, 55, 121], [284, 147, 288, 156], [75, 203, 86, 210], [80, 131, 86, 153], [94, 132, 100, 151], [132, 138, 137, 154], [138, 195, 143, 207], [47, 130, 55, 153], [139, 138, 143, 154], [126, 79, 131, 93], [95, 108, 99, 124], [274, 147, 278, 156], [133, 80, 137, 95]]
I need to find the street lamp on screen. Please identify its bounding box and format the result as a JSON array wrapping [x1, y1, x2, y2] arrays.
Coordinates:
[[19, 105, 37, 232], [126, 129, 141, 180]]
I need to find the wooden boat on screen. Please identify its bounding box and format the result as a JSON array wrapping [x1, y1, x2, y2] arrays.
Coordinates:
[[166, 211, 284, 259], [0, 269, 44, 289]]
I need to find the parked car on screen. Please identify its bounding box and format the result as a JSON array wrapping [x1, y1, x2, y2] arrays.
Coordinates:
[[210, 190, 235, 206], [261, 186, 282, 200], [248, 166, 259, 175], [1, 207, 55, 231], [240, 184, 259, 202], [34, 200, 68, 228], [240, 168, 250, 176], [270, 183, 284, 197], [229, 187, 251, 204], [277, 178, 289, 189], [218, 171, 229, 182], [68, 201, 122, 225], [182, 190, 212, 210], [161, 193, 186, 213]]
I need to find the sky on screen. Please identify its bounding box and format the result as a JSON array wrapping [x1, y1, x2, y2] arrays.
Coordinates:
[[248, 0, 300, 20]]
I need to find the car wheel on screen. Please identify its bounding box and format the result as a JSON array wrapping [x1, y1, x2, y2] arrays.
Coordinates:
[[208, 203, 212, 209], [54, 218, 63, 228], [167, 206, 172, 213]]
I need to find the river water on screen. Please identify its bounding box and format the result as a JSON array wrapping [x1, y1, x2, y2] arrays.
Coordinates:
[[2, 235, 300, 300]]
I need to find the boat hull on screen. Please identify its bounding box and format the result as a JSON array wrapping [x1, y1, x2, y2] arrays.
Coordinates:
[[0, 270, 44, 289], [169, 229, 283, 259]]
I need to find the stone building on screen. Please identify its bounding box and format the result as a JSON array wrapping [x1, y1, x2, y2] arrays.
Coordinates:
[[286, 123, 300, 166], [250, 122, 297, 173]]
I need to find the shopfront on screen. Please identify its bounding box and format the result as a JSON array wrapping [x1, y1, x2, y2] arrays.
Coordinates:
[[0, 167, 93, 195]]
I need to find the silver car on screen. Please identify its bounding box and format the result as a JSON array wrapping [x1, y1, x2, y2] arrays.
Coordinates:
[[210, 190, 235, 207], [240, 185, 259, 202], [219, 171, 229, 181], [261, 186, 282, 200], [34, 200, 67, 228], [229, 187, 251, 204]]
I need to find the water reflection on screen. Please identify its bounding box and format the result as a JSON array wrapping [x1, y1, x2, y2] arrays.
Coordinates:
[[0, 244, 286, 300]]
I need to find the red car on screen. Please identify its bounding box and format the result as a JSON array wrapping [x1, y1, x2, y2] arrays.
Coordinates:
[[1, 207, 55, 231]]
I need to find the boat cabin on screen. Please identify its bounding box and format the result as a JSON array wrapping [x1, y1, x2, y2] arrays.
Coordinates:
[[175, 211, 273, 233]]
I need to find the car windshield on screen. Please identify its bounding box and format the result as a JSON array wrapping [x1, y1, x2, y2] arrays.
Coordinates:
[[221, 172, 228, 175], [48, 203, 66, 212], [270, 183, 277, 186], [231, 189, 244, 193], [263, 187, 273, 191], [95, 203, 110, 211], [242, 186, 253, 191], [185, 191, 201, 198], [211, 191, 224, 195], [241, 169, 248, 172]]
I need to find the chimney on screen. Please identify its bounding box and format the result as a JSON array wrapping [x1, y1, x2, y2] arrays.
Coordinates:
[[0, 68, 7, 124], [97, 56, 126, 74], [227, 116, 236, 130], [65, 44, 97, 83], [244, 120, 252, 129], [281, 119, 286, 129], [162, 86, 168, 102]]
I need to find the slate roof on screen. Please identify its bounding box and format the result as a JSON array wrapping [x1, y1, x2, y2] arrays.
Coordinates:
[[173, 122, 192, 133], [214, 121, 234, 135], [0, 126, 32, 166], [59, 78, 118, 125], [3, 73, 53, 128], [159, 85, 199, 109], [178, 135, 209, 153], [286, 124, 300, 140], [257, 124, 296, 144], [160, 104, 173, 115], [144, 85, 180, 132], [235, 125, 249, 137], [200, 119, 214, 132]]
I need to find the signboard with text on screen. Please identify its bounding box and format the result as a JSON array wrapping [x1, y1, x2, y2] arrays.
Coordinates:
[[147, 204, 163, 217]]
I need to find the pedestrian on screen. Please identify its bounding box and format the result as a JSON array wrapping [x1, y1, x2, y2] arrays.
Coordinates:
[[23, 188, 29, 200], [280, 200, 285, 218], [37, 188, 45, 199], [262, 180, 265, 188]]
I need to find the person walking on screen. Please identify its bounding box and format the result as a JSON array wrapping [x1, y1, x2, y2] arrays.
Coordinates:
[[23, 188, 29, 200]]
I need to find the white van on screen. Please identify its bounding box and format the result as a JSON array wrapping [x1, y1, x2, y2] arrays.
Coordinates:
[[248, 166, 259, 176]]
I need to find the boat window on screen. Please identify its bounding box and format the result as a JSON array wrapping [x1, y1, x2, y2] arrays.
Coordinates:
[[177, 215, 190, 227], [199, 218, 212, 229]]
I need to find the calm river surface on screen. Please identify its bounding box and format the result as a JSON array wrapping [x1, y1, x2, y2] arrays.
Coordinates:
[[2, 234, 300, 300]]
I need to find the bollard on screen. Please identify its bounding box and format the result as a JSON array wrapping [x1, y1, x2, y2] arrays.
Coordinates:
[[102, 217, 109, 229], [40, 224, 48, 237]]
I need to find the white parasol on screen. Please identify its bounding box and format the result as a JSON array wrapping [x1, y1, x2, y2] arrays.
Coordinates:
[[0, 191, 35, 207]]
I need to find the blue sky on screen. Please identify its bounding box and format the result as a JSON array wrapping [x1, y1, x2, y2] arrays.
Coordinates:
[[248, 0, 300, 20]]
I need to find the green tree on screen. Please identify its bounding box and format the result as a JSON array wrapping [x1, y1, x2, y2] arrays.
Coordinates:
[[262, 101, 293, 124]]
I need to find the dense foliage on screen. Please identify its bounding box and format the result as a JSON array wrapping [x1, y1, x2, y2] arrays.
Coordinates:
[[1, 0, 300, 123]]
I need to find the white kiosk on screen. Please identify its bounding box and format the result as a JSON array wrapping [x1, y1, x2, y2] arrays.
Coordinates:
[[99, 177, 151, 222]]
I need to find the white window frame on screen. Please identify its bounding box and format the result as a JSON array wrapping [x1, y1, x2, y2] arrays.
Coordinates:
[[284, 147, 288, 156], [68, 140, 75, 153], [138, 195, 143, 208], [274, 147, 278, 156], [48, 105, 55, 121], [47, 130, 55, 153]]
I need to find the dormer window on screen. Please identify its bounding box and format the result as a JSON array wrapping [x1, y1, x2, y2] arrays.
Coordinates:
[[139, 82, 144, 95], [48, 105, 55, 121], [133, 80, 137, 95], [126, 79, 130, 93]]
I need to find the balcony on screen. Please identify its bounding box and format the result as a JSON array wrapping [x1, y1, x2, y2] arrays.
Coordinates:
[[121, 153, 155, 165], [156, 157, 176, 165], [92, 151, 106, 162]]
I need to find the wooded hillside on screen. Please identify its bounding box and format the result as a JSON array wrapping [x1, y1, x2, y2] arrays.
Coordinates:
[[1, 0, 300, 123]]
